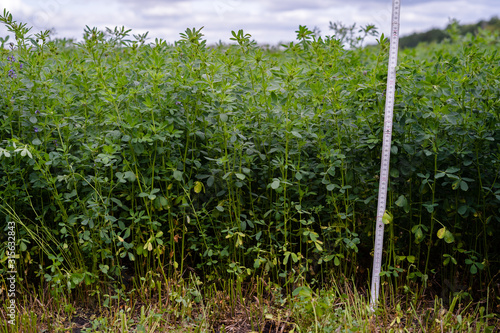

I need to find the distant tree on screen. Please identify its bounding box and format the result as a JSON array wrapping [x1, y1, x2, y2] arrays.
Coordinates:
[[399, 28, 447, 48], [399, 16, 500, 49]]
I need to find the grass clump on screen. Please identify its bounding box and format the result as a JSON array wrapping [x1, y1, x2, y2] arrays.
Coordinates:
[[0, 9, 499, 332]]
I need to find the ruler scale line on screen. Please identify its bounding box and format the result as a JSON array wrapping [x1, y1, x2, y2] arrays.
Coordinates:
[[370, 0, 401, 311]]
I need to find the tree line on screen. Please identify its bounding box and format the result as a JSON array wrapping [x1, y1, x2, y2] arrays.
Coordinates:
[[399, 16, 500, 48]]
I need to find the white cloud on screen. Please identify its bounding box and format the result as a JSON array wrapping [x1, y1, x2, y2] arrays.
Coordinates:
[[401, 0, 493, 35], [142, 5, 193, 18]]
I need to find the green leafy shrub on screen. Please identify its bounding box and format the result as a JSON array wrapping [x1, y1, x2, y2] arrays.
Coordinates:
[[0, 10, 498, 310]]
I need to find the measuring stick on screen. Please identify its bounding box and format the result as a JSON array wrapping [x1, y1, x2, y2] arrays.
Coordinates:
[[370, 0, 401, 310]]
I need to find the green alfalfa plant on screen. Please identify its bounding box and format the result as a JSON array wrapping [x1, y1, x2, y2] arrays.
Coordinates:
[[2, 13, 500, 318], [0, 147, 92, 288], [328, 21, 379, 49]]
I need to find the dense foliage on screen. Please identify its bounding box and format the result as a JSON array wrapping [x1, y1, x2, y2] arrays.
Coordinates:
[[1, 11, 499, 311], [399, 16, 500, 48]]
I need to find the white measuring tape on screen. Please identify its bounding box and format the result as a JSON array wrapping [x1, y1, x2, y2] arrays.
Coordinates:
[[370, 0, 401, 310]]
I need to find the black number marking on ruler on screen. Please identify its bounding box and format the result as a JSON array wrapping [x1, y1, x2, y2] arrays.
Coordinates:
[[370, 0, 401, 310]]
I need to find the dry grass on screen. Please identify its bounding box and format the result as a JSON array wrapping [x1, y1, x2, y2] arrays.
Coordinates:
[[1, 276, 499, 332]]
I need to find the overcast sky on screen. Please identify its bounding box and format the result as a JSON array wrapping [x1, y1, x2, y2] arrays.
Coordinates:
[[1, 0, 499, 46]]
